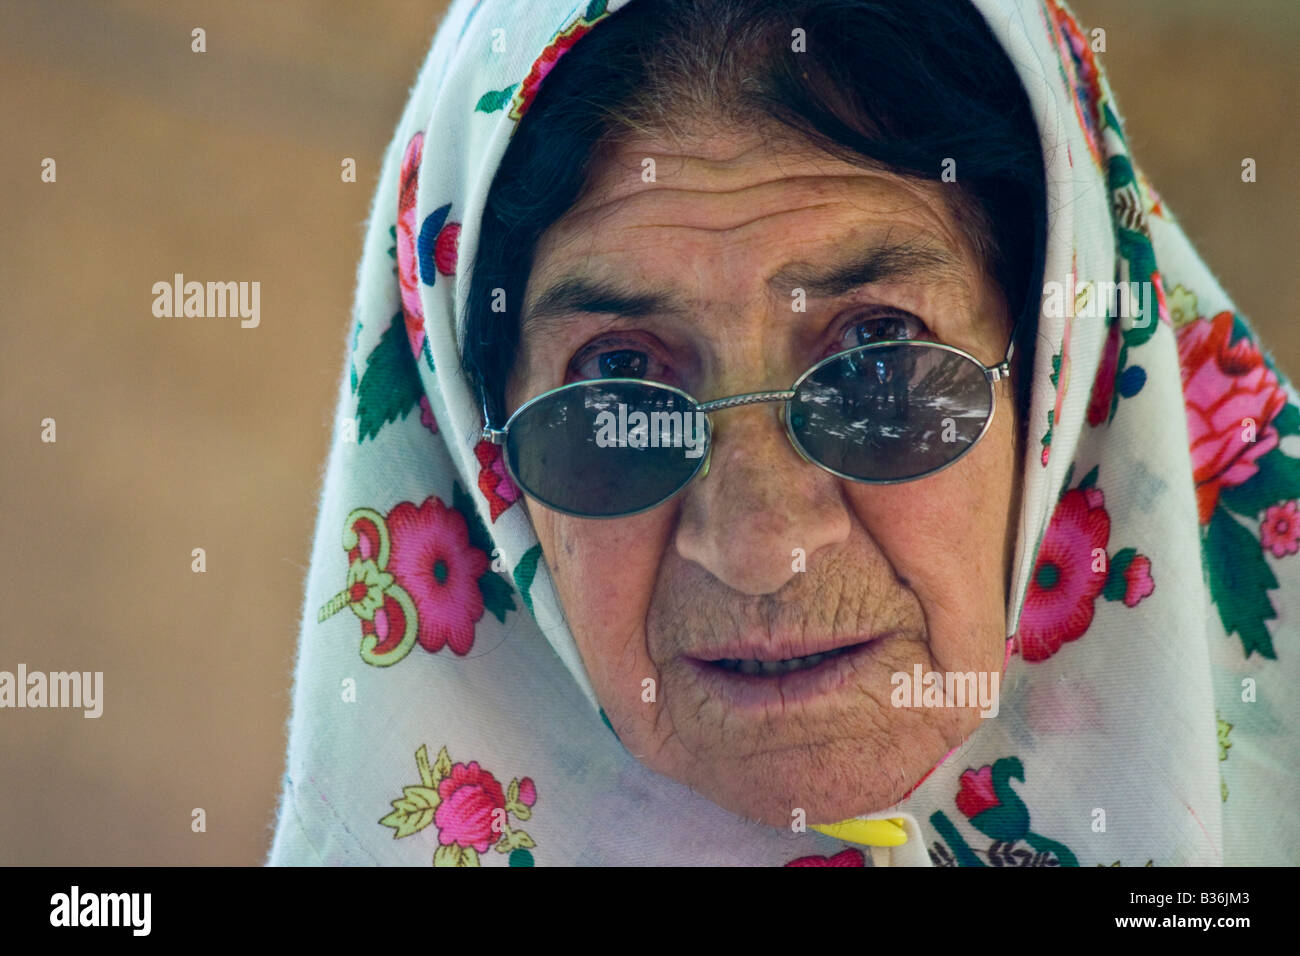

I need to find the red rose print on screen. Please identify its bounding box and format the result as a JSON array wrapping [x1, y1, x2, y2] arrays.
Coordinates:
[[475, 439, 520, 522], [434, 221, 460, 276], [1016, 487, 1110, 661], [1178, 311, 1288, 524], [1260, 500, 1300, 558], [1122, 554, 1155, 607], [381, 744, 539, 866], [509, 19, 596, 121], [784, 848, 866, 867], [434, 761, 507, 854], [396, 132, 426, 358], [955, 765, 1000, 819], [386, 497, 489, 655]]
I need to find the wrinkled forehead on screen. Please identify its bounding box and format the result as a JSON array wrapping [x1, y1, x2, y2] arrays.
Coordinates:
[[525, 126, 995, 312]]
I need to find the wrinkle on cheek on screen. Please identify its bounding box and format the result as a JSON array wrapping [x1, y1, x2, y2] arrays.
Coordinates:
[[538, 511, 684, 756], [645, 682, 698, 765], [557, 519, 576, 559], [841, 451, 1012, 692]]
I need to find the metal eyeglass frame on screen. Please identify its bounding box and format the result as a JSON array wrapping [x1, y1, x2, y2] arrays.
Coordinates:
[[481, 335, 1015, 519]]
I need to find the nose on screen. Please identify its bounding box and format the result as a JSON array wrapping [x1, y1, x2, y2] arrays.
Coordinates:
[[673, 402, 851, 595]]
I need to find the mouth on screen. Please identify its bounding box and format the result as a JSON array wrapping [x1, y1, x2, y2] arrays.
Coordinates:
[[706, 644, 859, 676], [682, 637, 885, 712]]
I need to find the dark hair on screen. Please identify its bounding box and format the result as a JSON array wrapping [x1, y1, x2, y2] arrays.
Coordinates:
[[464, 0, 1046, 429]]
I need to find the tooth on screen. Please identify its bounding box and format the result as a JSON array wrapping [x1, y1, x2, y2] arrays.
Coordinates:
[[804, 653, 824, 667], [738, 659, 760, 675], [758, 660, 783, 676]]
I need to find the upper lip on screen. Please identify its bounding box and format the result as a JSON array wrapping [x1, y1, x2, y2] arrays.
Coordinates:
[[685, 635, 876, 663]]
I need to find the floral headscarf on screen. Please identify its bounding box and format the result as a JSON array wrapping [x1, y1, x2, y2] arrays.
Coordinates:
[[268, 0, 1300, 866]]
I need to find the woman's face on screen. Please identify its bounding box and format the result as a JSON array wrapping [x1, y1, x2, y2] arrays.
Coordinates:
[[505, 123, 1023, 827]]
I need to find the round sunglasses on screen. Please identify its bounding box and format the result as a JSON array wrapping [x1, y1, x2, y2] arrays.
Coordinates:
[[481, 339, 1014, 519]]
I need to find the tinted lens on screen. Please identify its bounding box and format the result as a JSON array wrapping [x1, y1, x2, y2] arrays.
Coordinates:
[[504, 380, 710, 517], [788, 343, 993, 481]]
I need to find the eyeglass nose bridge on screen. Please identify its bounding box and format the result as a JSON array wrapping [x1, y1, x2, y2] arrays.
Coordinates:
[[691, 389, 799, 483], [694, 389, 797, 414], [688, 389, 790, 476]]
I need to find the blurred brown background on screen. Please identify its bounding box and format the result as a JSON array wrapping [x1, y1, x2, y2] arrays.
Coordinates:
[[0, 0, 1296, 865]]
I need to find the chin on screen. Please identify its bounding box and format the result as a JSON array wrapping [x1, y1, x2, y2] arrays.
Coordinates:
[[640, 705, 982, 829]]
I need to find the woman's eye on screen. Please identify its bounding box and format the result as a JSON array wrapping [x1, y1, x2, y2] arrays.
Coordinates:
[[847, 312, 927, 347], [598, 349, 647, 377], [570, 346, 665, 381]]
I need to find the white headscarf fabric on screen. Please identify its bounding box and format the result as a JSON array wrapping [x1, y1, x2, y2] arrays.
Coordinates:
[[268, 0, 1300, 866]]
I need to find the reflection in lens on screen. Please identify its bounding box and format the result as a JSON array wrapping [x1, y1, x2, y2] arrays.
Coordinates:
[[505, 382, 708, 517], [789, 344, 993, 481]]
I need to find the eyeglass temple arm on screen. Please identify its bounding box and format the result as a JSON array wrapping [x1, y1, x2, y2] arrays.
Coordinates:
[[990, 310, 1022, 383], [481, 394, 506, 444]]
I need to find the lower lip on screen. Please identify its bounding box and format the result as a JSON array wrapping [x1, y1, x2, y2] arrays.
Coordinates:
[[682, 639, 884, 712]]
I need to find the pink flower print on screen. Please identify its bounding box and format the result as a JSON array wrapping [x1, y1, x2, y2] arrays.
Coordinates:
[[1122, 554, 1155, 607], [385, 497, 489, 655], [396, 132, 426, 358], [381, 745, 538, 865], [517, 777, 537, 807], [435, 761, 507, 853], [1261, 500, 1300, 558], [1178, 311, 1288, 524], [1016, 487, 1110, 661]]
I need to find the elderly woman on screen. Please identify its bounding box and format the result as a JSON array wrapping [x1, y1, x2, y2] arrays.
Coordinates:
[[270, 0, 1300, 866]]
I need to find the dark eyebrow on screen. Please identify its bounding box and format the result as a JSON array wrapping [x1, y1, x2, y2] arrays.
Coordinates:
[[521, 236, 960, 333], [522, 277, 688, 334], [769, 237, 961, 298]]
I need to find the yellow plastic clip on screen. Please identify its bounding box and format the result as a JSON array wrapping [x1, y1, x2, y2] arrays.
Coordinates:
[[810, 817, 908, 847]]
